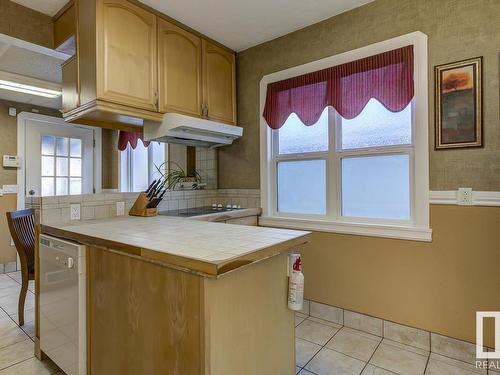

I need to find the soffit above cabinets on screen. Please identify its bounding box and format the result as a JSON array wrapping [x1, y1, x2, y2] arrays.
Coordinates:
[[138, 0, 374, 51], [0, 34, 69, 109]]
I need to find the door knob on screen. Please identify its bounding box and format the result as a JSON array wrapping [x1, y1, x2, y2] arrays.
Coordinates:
[[29, 190, 35, 196]]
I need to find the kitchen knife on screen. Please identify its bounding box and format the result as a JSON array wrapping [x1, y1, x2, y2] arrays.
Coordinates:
[[145, 180, 156, 194], [147, 180, 161, 199], [146, 189, 167, 208]]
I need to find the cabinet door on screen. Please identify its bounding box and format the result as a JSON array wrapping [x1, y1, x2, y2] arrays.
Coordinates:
[[158, 19, 202, 117], [202, 40, 236, 124], [96, 0, 157, 111]]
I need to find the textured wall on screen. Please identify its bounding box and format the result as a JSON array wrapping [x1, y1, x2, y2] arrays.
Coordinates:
[[220, 0, 500, 190], [0, 0, 54, 48], [0, 100, 61, 186]]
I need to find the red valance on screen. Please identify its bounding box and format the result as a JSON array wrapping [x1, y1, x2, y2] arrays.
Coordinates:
[[263, 45, 414, 129], [117, 131, 150, 151]]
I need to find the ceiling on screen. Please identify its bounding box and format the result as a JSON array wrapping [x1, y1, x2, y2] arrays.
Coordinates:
[[11, 0, 67, 16], [13, 0, 373, 51]]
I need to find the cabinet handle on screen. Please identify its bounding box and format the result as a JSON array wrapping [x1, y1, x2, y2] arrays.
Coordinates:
[[154, 91, 158, 109]]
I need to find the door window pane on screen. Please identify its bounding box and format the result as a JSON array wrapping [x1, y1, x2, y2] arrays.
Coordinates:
[[41, 156, 54, 176], [56, 177, 68, 195], [277, 160, 326, 215], [277, 108, 328, 155], [341, 154, 410, 220], [70, 138, 82, 157], [70, 178, 82, 195], [56, 137, 69, 156], [41, 135, 55, 155], [340, 99, 411, 150], [70, 158, 82, 177], [41, 177, 54, 196], [56, 157, 68, 176]]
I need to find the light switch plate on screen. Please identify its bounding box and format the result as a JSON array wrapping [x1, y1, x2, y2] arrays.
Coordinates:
[[2, 185, 18, 193], [457, 188, 473, 205], [70, 203, 81, 220], [116, 201, 125, 216]]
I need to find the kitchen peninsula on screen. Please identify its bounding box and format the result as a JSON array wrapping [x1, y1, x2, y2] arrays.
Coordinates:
[[39, 216, 310, 374]]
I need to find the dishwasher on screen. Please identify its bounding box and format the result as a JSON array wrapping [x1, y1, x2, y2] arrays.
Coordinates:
[[39, 234, 86, 375]]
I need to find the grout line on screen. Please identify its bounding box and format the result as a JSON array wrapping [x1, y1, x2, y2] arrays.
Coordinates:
[[360, 335, 384, 374], [300, 323, 345, 373], [423, 352, 431, 375]]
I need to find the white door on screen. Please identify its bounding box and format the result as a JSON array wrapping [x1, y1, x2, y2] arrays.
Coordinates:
[[25, 117, 95, 197]]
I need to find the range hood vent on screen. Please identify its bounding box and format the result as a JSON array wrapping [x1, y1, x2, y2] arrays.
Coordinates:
[[143, 113, 243, 148]]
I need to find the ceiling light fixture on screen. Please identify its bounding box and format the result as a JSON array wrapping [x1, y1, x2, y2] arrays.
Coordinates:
[[0, 71, 62, 99]]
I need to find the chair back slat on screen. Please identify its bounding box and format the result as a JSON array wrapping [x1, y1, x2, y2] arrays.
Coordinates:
[[6, 209, 35, 268]]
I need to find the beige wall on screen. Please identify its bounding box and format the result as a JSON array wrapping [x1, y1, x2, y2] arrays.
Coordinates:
[[0, 100, 61, 186], [221, 0, 500, 190], [223, 0, 500, 346], [298, 204, 500, 347], [101, 128, 119, 189], [0, 0, 54, 48]]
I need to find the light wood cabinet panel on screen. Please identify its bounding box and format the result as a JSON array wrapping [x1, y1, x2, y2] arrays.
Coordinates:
[[158, 19, 202, 117], [96, 0, 157, 111], [61, 55, 78, 113], [202, 40, 236, 124]]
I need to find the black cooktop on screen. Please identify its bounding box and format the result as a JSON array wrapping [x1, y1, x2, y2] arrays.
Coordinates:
[[159, 206, 242, 218]]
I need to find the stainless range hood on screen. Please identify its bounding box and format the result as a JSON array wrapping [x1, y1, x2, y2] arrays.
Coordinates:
[[143, 113, 243, 148]]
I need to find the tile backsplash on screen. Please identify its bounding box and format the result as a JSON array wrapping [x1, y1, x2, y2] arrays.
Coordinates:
[[27, 189, 261, 225]]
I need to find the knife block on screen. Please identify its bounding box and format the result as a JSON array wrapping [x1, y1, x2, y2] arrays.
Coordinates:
[[128, 192, 158, 217]]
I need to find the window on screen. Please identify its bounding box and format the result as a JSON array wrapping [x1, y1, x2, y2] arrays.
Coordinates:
[[120, 141, 165, 192], [260, 32, 430, 241], [41, 135, 83, 196]]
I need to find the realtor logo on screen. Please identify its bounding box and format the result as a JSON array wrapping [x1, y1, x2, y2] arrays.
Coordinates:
[[476, 312, 500, 359]]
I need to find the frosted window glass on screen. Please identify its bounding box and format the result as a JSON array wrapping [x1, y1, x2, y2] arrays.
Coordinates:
[[70, 178, 82, 195], [70, 158, 82, 177], [41, 177, 54, 196], [70, 138, 82, 157], [277, 108, 328, 154], [341, 99, 411, 150], [41, 156, 54, 176], [56, 177, 68, 195], [277, 160, 326, 215], [150, 142, 165, 181], [341, 154, 410, 220], [56, 157, 68, 176], [41, 135, 55, 155], [132, 141, 149, 192], [56, 137, 69, 156]]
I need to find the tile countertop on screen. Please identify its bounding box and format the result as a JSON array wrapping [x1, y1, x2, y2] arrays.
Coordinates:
[[40, 215, 310, 277]]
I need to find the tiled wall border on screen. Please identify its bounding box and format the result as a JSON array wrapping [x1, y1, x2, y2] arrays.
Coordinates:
[[300, 299, 495, 366]]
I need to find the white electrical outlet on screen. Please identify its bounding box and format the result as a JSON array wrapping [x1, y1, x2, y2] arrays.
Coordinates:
[[457, 188, 473, 205], [70, 203, 81, 220], [116, 201, 125, 216]]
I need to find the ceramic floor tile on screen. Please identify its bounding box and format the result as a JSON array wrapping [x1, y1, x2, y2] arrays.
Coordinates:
[[296, 318, 340, 345], [298, 370, 316, 374], [0, 357, 59, 375], [0, 293, 34, 315], [305, 347, 366, 375], [424, 353, 485, 375], [296, 338, 322, 367], [0, 339, 34, 370], [296, 313, 307, 327], [11, 308, 35, 326], [369, 340, 429, 375], [327, 327, 382, 362], [0, 317, 30, 350], [362, 364, 399, 374]]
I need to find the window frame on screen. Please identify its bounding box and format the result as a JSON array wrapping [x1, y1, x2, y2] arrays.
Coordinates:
[[259, 32, 431, 241]]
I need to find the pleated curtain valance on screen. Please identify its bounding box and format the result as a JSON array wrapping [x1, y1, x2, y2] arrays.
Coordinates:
[[117, 131, 150, 151], [263, 45, 414, 129]]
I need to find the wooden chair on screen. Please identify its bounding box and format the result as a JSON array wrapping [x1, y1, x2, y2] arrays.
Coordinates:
[[6, 208, 35, 326]]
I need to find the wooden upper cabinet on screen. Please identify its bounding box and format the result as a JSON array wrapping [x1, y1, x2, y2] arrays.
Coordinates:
[[202, 40, 236, 124], [158, 19, 202, 117], [96, 0, 158, 111]]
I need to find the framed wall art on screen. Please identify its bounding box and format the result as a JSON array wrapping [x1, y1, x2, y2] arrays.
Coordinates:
[[435, 57, 482, 149]]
